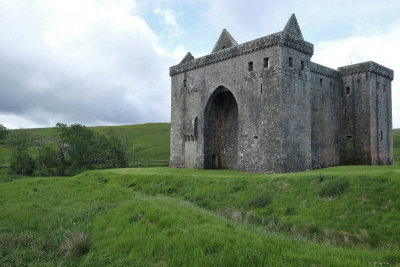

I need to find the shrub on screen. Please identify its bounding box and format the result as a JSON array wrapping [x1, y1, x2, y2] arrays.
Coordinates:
[[247, 193, 271, 208], [284, 207, 295, 216], [61, 231, 90, 258], [319, 177, 349, 197]]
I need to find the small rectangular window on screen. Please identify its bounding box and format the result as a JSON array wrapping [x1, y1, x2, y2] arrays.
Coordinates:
[[329, 81, 332, 89], [383, 83, 386, 91], [346, 86, 350, 94], [183, 79, 187, 87], [260, 83, 263, 94], [263, 57, 269, 68], [320, 78, 323, 86], [346, 135, 353, 140], [344, 108, 347, 118], [301, 61, 304, 71], [289, 57, 293, 68], [248, 61, 253, 72], [380, 131, 383, 141]]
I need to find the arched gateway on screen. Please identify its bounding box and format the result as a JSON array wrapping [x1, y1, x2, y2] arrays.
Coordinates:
[[204, 86, 238, 169]]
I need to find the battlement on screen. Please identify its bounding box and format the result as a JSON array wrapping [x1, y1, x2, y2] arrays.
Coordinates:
[[169, 31, 313, 76], [338, 61, 394, 80], [310, 62, 339, 79]]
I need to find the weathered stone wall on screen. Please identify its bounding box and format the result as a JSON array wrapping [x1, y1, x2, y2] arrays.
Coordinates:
[[338, 62, 394, 165], [171, 45, 289, 173], [280, 47, 312, 172], [309, 62, 341, 169]]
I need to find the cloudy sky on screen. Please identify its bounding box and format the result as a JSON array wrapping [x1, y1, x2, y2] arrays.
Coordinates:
[[0, 0, 399, 129]]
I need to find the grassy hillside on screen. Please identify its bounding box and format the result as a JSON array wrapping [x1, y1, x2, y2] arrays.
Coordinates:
[[1, 166, 400, 266], [394, 129, 400, 164], [0, 125, 399, 265], [0, 123, 170, 168]]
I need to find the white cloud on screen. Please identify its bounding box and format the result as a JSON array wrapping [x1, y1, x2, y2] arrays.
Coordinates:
[[0, 0, 176, 129], [154, 7, 182, 38]]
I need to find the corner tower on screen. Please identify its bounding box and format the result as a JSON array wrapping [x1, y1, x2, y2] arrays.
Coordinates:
[[338, 62, 394, 165], [279, 14, 314, 171]]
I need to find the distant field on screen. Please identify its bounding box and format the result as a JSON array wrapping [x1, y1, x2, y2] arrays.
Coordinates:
[[1, 165, 400, 265], [394, 129, 400, 165], [0, 123, 170, 167]]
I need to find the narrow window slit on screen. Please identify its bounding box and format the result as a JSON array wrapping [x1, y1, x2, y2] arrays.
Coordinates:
[[248, 61, 253, 72], [263, 57, 269, 68]]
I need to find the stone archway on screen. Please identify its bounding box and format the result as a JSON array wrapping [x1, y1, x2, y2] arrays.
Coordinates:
[[204, 86, 238, 169]]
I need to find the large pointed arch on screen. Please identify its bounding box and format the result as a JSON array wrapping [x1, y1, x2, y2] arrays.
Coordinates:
[[203, 86, 238, 169]]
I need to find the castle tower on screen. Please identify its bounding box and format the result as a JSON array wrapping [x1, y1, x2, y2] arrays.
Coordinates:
[[338, 62, 394, 165]]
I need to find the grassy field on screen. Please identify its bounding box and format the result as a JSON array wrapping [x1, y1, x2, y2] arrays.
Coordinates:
[[394, 129, 400, 165], [1, 166, 400, 266], [0, 123, 170, 168], [0, 125, 399, 265]]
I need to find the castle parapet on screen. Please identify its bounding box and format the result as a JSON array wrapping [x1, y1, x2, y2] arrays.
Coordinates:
[[338, 61, 393, 80], [169, 32, 313, 76]]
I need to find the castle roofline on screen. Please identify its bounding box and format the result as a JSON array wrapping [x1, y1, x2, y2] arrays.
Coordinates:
[[338, 61, 393, 80], [310, 62, 339, 79], [170, 31, 314, 76]]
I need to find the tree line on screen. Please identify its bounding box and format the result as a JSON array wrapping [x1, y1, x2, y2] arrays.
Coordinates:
[[0, 123, 130, 176]]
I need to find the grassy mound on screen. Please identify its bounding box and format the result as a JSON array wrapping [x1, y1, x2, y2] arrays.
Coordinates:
[[1, 165, 400, 265]]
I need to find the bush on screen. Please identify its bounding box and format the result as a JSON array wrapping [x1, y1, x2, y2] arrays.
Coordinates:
[[61, 231, 90, 258], [0, 124, 7, 140], [247, 193, 271, 208], [9, 152, 35, 176], [319, 177, 349, 197]]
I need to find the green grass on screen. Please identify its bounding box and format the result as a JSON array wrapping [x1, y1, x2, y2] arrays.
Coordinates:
[[394, 129, 400, 165], [1, 166, 400, 266], [0, 125, 399, 265], [0, 123, 170, 167]]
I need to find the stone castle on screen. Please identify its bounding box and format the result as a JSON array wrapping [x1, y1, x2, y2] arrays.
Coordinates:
[[169, 14, 394, 173]]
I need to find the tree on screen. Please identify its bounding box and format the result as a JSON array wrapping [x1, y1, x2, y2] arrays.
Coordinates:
[[55, 122, 68, 175], [8, 129, 35, 175], [104, 128, 129, 168], [0, 124, 7, 141], [36, 145, 60, 176], [64, 124, 95, 173]]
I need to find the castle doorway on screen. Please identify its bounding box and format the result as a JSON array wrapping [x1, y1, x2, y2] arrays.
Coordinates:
[[204, 87, 238, 169]]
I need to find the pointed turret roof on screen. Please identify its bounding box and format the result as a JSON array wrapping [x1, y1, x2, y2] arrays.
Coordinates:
[[283, 14, 303, 40], [180, 52, 194, 64], [212, 29, 238, 53]]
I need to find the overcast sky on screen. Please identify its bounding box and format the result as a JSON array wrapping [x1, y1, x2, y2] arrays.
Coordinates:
[[0, 0, 399, 129]]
